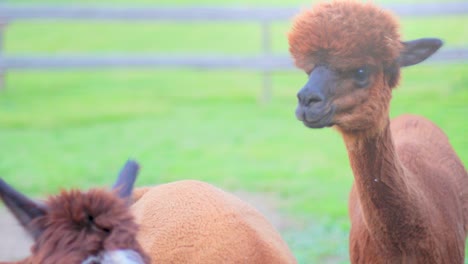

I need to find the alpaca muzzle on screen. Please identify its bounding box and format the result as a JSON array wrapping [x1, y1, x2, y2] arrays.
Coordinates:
[[296, 66, 335, 128]]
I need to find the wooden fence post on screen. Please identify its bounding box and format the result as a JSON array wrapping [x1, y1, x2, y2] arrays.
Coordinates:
[[260, 20, 272, 103], [0, 20, 5, 90]]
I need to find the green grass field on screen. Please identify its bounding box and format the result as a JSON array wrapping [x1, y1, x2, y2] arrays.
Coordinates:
[[1, 0, 467, 263]]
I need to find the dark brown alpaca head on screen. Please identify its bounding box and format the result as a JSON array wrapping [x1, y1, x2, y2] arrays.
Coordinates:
[[0, 160, 150, 264], [288, 1, 442, 135]]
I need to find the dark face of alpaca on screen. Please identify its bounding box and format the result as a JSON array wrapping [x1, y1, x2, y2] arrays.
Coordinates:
[[288, 1, 442, 133], [0, 160, 149, 264]]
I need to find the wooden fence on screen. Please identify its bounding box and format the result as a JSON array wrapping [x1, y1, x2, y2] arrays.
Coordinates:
[[0, 3, 467, 97]]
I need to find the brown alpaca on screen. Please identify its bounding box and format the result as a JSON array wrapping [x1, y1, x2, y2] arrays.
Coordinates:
[[0, 160, 150, 264], [288, 1, 468, 263], [131, 180, 297, 264]]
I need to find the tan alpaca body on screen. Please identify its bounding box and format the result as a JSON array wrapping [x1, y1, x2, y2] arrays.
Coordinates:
[[131, 180, 297, 264]]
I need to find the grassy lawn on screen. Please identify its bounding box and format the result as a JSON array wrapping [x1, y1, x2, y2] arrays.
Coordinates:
[[1, 1, 467, 263]]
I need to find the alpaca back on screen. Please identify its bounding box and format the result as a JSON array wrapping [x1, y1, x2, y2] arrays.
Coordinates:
[[347, 114, 468, 263], [391, 114, 468, 250], [131, 180, 296, 264]]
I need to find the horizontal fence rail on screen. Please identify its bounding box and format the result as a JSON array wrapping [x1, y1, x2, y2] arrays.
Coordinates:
[[1, 3, 468, 21], [0, 3, 467, 93], [2, 55, 293, 71], [3, 49, 468, 71]]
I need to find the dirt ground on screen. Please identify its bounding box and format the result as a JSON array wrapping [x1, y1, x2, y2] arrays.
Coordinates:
[[0, 191, 294, 261], [0, 209, 32, 261]]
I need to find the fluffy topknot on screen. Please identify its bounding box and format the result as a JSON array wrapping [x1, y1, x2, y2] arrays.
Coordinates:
[[288, 1, 402, 71], [29, 189, 150, 263]]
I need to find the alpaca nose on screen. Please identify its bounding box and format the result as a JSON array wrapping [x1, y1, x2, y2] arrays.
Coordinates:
[[297, 65, 331, 107], [297, 89, 323, 107]]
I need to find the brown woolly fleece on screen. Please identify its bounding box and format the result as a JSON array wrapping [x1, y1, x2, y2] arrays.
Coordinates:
[[131, 180, 297, 264], [289, 1, 402, 73], [2, 189, 150, 264]]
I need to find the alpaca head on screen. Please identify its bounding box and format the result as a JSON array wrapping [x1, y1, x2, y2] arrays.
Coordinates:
[[288, 1, 442, 135], [0, 160, 150, 264]]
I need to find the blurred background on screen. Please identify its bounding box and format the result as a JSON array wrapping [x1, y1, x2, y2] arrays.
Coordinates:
[[0, 0, 467, 263]]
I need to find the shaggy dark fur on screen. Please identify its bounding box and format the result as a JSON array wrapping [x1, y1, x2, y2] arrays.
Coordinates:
[[288, 1, 468, 263], [289, 1, 401, 75], [25, 189, 149, 263], [0, 160, 150, 264]]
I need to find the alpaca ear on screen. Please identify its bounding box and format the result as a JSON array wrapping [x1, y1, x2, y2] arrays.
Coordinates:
[[398, 38, 443, 67], [112, 160, 140, 202], [0, 178, 47, 239]]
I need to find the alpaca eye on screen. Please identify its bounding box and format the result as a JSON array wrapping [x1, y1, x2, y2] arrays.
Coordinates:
[[353, 67, 370, 87], [85, 214, 110, 233]]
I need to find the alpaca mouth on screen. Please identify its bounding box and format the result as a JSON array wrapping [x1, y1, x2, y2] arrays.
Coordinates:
[[295, 104, 335, 128]]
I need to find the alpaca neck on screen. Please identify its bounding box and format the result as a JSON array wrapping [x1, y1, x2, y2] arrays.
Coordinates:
[[343, 119, 421, 245]]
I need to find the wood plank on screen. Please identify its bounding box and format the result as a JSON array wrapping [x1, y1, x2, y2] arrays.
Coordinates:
[[2, 49, 466, 71], [0, 3, 467, 22]]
